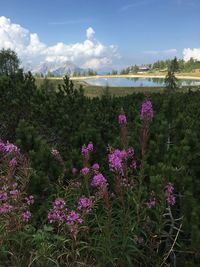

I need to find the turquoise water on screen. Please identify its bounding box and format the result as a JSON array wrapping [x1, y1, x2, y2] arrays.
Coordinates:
[[84, 77, 200, 87]]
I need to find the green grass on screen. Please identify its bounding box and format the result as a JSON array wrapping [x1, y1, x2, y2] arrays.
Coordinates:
[[35, 78, 200, 98]]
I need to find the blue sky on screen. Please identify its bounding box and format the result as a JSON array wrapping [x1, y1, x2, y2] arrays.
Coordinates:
[[0, 0, 200, 69]]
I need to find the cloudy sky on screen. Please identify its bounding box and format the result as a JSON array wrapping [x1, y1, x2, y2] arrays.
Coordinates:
[[0, 0, 200, 69]]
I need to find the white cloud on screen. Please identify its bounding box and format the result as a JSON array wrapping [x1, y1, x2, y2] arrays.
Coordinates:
[[0, 16, 118, 69], [183, 48, 200, 61], [82, 57, 112, 69], [86, 27, 95, 40]]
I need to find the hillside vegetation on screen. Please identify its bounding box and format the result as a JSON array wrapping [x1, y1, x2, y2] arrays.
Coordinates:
[[0, 50, 200, 266]]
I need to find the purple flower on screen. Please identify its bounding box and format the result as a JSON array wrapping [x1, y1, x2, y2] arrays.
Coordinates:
[[4, 142, 20, 154], [91, 173, 107, 188], [127, 147, 135, 157], [22, 210, 31, 222], [48, 209, 66, 223], [140, 100, 153, 121], [53, 198, 65, 209], [130, 160, 137, 169], [0, 191, 8, 201], [87, 142, 93, 152], [92, 163, 100, 171], [25, 195, 34, 206], [81, 145, 89, 156], [80, 167, 90, 176], [108, 149, 127, 173], [9, 158, 17, 168], [147, 197, 156, 208], [81, 142, 94, 156], [165, 182, 176, 206], [78, 196, 93, 212], [66, 211, 83, 225], [167, 194, 176, 206], [118, 114, 127, 125], [0, 203, 12, 214], [0, 142, 6, 153], [166, 183, 174, 194]]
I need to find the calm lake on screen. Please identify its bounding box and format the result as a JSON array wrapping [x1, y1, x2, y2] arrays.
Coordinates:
[[84, 77, 200, 87]]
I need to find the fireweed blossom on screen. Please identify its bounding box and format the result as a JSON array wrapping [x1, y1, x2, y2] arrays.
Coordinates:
[[140, 99, 154, 121], [48, 209, 66, 223], [9, 158, 17, 168], [4, 142, 20, 154], [166, 182, 174, 194], [118, 113, 127, 125], [0, 142, 6, 152], [80, 167, 90, 176], [25, 195, 34, 206], [166, 182, 176, 206], [147, 197, 156, 208], [66, 211, 83, 225], [0, 203, 13, 214], [0, 191, 8, 201], [22, 210, 31, 222], [92, 163, 100, 172], [81, 142, 94, 157], [108, 149, 127, 173], [78, 196, 93, 212], [91, 173, 107, 188], [167, 194, 176, 206], [53, 198, 66, 209]]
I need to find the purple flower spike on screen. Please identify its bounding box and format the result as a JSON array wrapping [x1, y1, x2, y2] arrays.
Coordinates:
[[80, 167, 90, 176], [140, 100, 153, 121], [53, 198, 65, 209], [91, 173, 107, 188], [118, 114, 127, 125], [22, 210, 31, 222]]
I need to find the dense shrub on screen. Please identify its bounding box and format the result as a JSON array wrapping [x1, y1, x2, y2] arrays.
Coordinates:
[[0, 70, 200, 266]]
